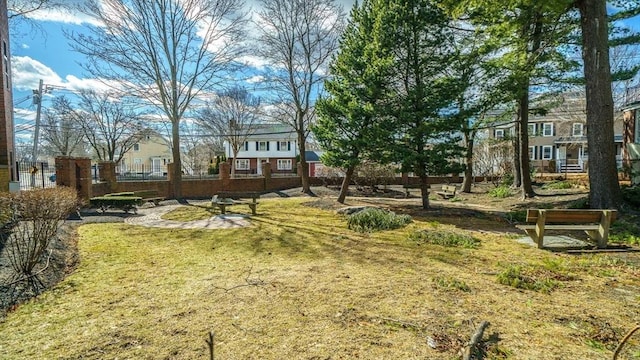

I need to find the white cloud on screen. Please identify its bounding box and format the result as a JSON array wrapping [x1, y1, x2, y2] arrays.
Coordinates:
[[20, 43, 29, 49], [25, 7, 102, 27], [11, 56, 63, 91], [245, 75, 265, 84], [11, 56, 119, 93]]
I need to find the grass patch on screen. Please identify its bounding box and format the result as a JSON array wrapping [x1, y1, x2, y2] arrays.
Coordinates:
[[488, 185, 513, 198], [1, 197, 639, 359], [409, 227, 480, 249], [347, 208, 412, 233], [161, 203, 215, 221], [496, 263, 573, 294], [432, 276, 470, 292]]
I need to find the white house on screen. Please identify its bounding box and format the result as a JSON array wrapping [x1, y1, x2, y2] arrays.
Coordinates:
[[223, 123, 299, 175]]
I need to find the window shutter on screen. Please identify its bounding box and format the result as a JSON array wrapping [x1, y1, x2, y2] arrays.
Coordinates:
[[255, 141, 259, 151], [277, 142, 280, 151], [244, 142, 248, 151], [267, 142, 270, 151], [287, 142, 291, 151]]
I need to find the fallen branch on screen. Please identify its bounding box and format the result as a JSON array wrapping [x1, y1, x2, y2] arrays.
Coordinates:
[[213, 266, 269, 293], [613, 325, 640, 360], [462, 321, 490, 360], [205, 331, 214, 360]]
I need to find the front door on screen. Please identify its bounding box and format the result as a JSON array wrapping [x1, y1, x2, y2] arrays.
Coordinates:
[[257, 158, 268, 175], [152, 158, 162, 174]]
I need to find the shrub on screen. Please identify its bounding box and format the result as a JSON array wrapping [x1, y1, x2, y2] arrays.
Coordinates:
[[609, 218, 640, 245], [621, 186, 640, 209], [4, 187, 79, 292], [409, 228, 480, 248], [347, 208, 412, 233], [542, 180, 574, 190], [488, 185, 513, 198]]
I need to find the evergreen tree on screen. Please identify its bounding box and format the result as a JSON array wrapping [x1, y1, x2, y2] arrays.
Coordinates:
[[314, 0, 394, 204], [377, 0, 465, 209]]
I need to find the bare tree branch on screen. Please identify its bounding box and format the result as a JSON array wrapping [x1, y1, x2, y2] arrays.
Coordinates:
[[67, 0, 247, 199]]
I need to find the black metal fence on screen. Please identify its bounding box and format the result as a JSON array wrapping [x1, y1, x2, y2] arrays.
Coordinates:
[[15, 161, 57, 190]]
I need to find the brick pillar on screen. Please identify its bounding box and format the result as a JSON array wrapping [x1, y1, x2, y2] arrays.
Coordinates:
[[219, 162, 230, 190], [0, 166, 8, 192], [166, 163, 175, 198], [75, 158, 92, 201], [55, 157, 77, 189], [98, 161, 116, 191], [262, 162, 272, 191]]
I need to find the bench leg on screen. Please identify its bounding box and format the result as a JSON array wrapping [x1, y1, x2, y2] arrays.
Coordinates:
[[219, 204, 227, 214], [535, 211, 546, 249], [595, 210, 613, 248], [249, 203, 256, 215]]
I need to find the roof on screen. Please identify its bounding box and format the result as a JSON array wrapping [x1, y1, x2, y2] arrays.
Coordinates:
[[305, 150, 322, 162]]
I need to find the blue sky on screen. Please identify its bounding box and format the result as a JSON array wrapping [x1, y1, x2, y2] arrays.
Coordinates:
[[9, 0, 357, 150], [7, 1, 640, 152]]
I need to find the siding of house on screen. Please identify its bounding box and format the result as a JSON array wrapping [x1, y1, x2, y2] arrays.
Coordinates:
[[224, 124, 299, 175], [119, 134, 172, 174]]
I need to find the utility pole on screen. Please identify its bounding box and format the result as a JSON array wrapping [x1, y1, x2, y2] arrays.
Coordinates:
[[31, 79, 43, 162]]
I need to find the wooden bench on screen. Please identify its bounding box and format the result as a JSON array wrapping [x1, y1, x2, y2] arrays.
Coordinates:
[[90, 195, 143, 213], [435, 185, 457, 199], [212, 192, 261, 215], [515, 209, 617, 249]]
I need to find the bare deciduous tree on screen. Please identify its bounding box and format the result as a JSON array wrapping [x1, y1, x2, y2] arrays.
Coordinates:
[[196, 87, 261, 175], [40, 96, 85, 157], [62, 90, 149, 164], [67, 0, 247, 200], [255, 0, 346, 194]]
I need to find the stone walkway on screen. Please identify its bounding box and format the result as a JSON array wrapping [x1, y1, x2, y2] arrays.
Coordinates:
[[124, 204, 251, 229]]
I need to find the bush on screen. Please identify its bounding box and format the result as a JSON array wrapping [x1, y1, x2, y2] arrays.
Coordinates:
[[4, 187, 79, 292], [609, 218, 640, 245], [347, 208, 412, 233], [488, 185, 513, 198], [542, 180, 574, 190], [409, 228, 480, 248], [621, 186, 640, 209]]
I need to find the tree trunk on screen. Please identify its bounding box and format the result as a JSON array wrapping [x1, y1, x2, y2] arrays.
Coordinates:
[[171, 122, 183, 201], [518, 92, 535, 198], [420, 175, 430, 209], [337, 166, 355, 204], [512, 117, 522, 188], [577, 0, 622, 209], [297, 129, 312, 195], [462, 131, 474, 193]]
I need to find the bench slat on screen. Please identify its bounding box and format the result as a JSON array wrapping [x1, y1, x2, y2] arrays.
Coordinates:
[[526, 209, 617, 223]]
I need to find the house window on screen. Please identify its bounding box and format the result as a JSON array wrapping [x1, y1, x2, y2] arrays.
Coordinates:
[[235, 159, 249, 170], [495, 129, 504, 139], [133, 143, 140, 151], [529, 146, 535, 160], [277, 159, 292, 170], [3, 40, 8, 89], [527, 124, 536, 136], [277, 141, 290, 151], [572, 123, 583, 136], [133, 158, 142, 164], [542, 145, 553, 160], [256, 141, 269, 151], [542, 123, 554, 136]]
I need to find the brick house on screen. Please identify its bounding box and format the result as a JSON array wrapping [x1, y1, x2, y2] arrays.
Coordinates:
[[0, 0, 15, 191]]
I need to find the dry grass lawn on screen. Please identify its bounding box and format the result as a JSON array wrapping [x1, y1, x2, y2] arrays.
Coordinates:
[[1, 193, 639, 359]]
